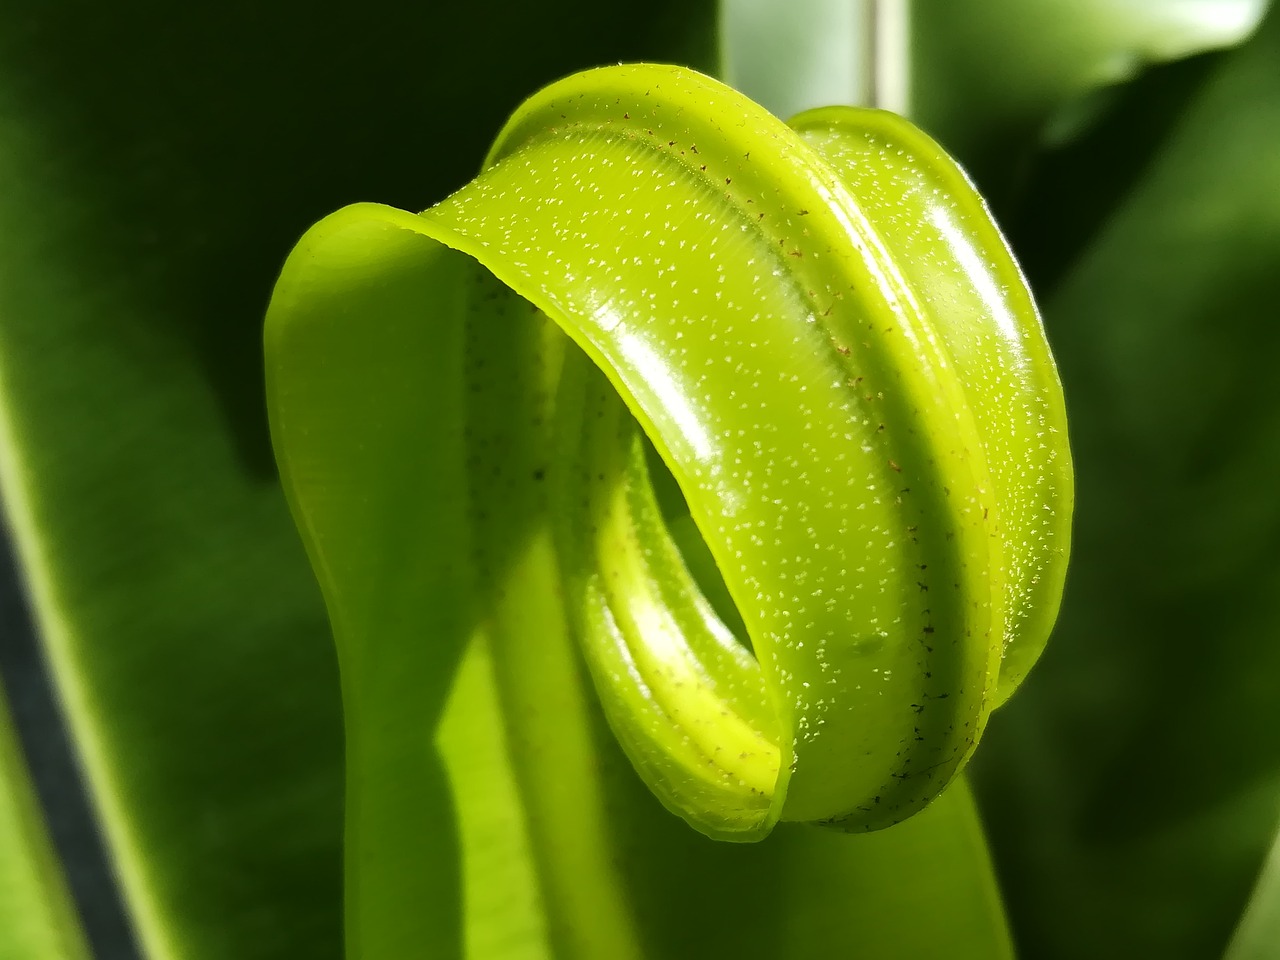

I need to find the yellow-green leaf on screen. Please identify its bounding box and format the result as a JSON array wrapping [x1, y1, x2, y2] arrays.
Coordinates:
[[266, 62, 1069, 958]]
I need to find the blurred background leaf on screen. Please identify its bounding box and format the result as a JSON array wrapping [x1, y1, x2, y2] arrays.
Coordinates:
[[0, 689, 87, 960], [0, 3, 715, 957], [1225, 826, 1280, 960], [911, 0, 1268, 208], [964, 6, 1280, 959]]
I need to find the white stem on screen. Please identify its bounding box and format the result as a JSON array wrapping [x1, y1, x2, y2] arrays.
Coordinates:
[[866, 0, 911, 114], [724, 0, 912, 117]]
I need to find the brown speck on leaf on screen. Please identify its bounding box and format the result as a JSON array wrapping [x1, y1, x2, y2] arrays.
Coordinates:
[[623, 112, 630, 119], [888, 459, 901, 472], [798, 209, 810, 215], [691, 144, 699, 153]]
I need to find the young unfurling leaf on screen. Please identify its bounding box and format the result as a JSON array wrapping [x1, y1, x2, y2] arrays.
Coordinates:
[[265, 63, 1071, 957]]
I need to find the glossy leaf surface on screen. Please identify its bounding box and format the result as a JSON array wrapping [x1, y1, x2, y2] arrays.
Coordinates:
[[267, 63, 1068, 956]]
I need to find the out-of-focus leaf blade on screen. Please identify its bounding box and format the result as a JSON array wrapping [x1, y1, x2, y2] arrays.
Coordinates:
[[0, 688, 88, 960], [911, 0, 1269, 190], [972, 8, 1280, 959], [1225, 818, 1280, 960], [0, 4, 716, 957], [1001, 50, 1233, 297], [593, 771, 1016, 960]]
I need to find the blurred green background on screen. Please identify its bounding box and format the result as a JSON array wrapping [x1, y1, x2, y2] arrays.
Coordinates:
[[1, 1, 1278, 958]]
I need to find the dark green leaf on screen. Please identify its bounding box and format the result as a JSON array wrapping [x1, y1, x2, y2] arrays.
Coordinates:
[[911, 0, 1268, 204], [0, 690, 89, 960], [973, 9, 1280, 958], [1225, 822, 1280, 960], [0, 4, 715, 956]]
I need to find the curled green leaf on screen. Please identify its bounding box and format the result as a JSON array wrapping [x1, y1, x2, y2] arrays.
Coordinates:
[[265, 62, 1071, 864]]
